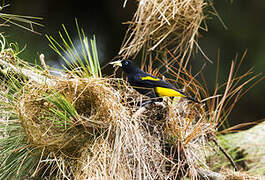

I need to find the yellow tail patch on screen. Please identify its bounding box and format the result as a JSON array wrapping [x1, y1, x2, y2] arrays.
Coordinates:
[[155, 87, 186, 97], [141, 76, 160, 81]]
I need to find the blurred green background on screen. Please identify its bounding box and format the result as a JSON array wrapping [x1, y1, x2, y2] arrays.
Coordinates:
[[2, 0, 264, 127]]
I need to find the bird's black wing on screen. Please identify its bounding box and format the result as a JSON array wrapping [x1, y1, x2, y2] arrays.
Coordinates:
[[135, 72, 192, 97], [135, 72, 176, 89], [128, 71, 199, 102]]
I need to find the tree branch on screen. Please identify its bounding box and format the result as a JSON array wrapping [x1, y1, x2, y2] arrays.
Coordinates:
[[0, 58, 55, 85]]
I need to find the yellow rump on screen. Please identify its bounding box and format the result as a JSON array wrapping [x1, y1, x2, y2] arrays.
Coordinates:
[[155, 87, 186, 97]]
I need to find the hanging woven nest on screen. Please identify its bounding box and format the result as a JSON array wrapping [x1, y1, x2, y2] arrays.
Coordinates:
[[120, 0, 207, 62]]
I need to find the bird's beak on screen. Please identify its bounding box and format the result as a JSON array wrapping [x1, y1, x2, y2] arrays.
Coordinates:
[[109, 60, 122, 67]]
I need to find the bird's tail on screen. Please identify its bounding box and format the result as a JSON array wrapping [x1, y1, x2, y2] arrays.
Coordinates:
[[186, 95, 200, 103]]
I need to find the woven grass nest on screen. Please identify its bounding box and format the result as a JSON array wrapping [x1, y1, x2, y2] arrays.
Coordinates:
[[16, 75, 211, 179], [17, 78, 128, 156], [120, 0, 207, 61]]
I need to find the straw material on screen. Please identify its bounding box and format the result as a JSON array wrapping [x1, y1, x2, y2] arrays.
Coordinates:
[[17, 78, 126, 156], [16, 75, 212, 179], [120, 0, 207, 62]]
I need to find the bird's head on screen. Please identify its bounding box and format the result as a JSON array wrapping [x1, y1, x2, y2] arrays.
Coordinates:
[[110, 59, 138, 74]]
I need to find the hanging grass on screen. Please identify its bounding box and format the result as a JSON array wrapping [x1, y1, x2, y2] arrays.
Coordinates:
[[120, 0, 208, 66]]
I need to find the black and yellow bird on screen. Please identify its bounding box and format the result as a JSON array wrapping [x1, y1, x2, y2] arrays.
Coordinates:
[[110, 59, 199, 103]]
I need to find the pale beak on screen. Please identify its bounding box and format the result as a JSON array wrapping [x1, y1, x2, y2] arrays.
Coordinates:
[[109, 60, 122, 67]]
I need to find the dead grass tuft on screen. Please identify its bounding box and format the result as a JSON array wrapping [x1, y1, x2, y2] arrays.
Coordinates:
[[120, 0, 207, 64], [74, 98, 210, 179]]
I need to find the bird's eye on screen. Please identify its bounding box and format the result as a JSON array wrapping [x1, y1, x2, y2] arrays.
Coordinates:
[[124, 61, 128, 65]]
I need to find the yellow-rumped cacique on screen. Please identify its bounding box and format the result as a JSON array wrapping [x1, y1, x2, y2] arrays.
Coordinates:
[[110, 59, 200, 103]]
